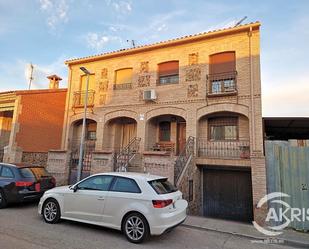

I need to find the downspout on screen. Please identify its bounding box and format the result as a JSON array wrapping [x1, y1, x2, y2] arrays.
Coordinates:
[[62, 65, 73, 150], [248, 26, 256, 152]]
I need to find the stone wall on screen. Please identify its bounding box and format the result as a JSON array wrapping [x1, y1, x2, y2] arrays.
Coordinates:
[[91, 151, 114, 174], [46, 150, 70, 186], [142, 152, 175, 183], [21, 152, 48, 167]]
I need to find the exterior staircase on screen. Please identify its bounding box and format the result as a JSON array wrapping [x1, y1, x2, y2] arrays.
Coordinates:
[[127, 153, 144, 173], [114, 137, 141, 172]]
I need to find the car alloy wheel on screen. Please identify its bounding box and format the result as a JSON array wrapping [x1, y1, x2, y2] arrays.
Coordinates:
[[43, 199, 60, 224], [125, 215, 145, 242]]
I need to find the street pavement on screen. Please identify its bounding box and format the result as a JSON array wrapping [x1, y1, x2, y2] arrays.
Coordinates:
[[0, 202, 296, 249]]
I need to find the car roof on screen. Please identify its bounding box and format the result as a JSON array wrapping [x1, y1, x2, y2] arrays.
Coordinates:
[[0, 162, 43, 168], [93, 172, 167, 181]]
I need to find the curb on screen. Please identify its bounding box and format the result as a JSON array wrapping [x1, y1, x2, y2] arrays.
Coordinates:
[[181, 224, 309, 249]]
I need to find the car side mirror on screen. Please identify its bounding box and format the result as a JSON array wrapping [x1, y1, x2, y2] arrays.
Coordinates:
[[72, 185, 78, 192]]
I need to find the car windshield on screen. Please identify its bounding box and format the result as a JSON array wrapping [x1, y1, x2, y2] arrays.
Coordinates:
[[148, 178, 177, 194]]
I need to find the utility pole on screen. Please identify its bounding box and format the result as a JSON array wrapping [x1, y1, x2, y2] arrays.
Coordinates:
[[28, 63, 34, 90]]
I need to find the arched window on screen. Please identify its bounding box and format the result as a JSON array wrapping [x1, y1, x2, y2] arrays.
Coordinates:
[[157, 61, 179, 85]]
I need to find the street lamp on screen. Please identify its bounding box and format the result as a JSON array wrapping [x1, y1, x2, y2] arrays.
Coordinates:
[[77, 66, 91, 182]]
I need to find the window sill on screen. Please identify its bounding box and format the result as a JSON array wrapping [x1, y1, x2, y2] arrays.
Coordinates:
[[207, 90, 237, 97]]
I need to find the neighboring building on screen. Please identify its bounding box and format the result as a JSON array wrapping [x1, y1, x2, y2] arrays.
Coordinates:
[[48, 22, 266, 223], [0, 75, 67, 166], [264, 117, 309, 140]]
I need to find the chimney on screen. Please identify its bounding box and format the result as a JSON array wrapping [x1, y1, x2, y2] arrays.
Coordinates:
[[47, 74, 62, 89]]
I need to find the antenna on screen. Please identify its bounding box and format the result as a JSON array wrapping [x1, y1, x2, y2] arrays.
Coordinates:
[[28, 63, 34, 90], [234, 16, 247, 27], [126, 39, 136, 48]]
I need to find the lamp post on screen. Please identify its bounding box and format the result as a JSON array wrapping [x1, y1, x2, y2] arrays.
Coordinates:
[[77, 66, 91, 182]]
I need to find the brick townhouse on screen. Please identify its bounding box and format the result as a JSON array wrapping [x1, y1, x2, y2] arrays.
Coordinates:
[[0, 75, 66, 166], [47, 22, 266, 223]]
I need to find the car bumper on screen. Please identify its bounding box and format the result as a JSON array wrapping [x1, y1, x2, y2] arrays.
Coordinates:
[[148, 206, 187, 235]]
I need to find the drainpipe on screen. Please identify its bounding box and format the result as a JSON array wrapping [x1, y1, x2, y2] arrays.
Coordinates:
[[248, 26, 256, 152]]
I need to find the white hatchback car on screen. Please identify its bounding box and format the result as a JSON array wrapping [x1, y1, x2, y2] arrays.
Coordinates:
[[38, 172, 188, 243]]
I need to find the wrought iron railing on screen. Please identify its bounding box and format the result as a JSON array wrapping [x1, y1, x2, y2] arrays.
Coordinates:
[[198, 139, 250, 159], [114, 137, 141, 172], [113, 83, 132, 90], [207, 71, 237, 95], [174, 136, 195, 184], [73, 90, 95, 108]]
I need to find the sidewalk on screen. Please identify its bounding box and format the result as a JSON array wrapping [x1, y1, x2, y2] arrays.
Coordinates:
[[182, 215, 309, 248]]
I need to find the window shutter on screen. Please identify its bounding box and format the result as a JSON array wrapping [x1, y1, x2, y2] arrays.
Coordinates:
[[209, 52, 236, 74], [115, 68, 133, 84], [80, 74, 95, 91], [158, 61, 179, 76]]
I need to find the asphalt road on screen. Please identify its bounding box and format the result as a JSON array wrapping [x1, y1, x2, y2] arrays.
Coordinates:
[[0, 202, 295, 249]]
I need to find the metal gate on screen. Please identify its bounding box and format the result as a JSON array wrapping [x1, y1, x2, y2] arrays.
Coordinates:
[[69, 143, 94, 184], [203, 167, 253, 222], [265, 140, 309, 231]]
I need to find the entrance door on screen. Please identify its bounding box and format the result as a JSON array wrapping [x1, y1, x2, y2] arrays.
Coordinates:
[[203, 167, 253, 222], [121, 123, 137, 148], [177, 123, 186, 154]]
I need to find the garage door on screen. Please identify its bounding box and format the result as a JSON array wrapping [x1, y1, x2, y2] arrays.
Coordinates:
[[203, 167, 253, 222]]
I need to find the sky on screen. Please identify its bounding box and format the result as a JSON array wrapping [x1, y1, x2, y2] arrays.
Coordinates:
[[0, 0, 308, 117]]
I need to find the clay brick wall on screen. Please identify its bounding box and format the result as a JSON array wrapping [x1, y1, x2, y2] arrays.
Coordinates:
[[15, 90, 66, 152]]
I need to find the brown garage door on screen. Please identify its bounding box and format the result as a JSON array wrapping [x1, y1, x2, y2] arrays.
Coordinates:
[[203, 167, 253, 222]]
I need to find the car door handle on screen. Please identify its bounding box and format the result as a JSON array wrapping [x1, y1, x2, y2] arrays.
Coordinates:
[[97, 197, 105, 200]]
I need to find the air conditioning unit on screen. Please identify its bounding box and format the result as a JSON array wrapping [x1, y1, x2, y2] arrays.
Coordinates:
[[143, 89, 157, 101]]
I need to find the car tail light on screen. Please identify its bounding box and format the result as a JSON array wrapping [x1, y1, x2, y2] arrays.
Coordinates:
[[152, 199, 173, 208], [35, 183, 41, 192], [15, 181, 34, 187], [51, 177, 56, 186]]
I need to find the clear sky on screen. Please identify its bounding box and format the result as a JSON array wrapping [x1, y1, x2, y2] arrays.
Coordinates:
[[0, 0, 308, 117]]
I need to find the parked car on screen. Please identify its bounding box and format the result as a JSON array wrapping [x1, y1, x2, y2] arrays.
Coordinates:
[[38, 172, 188, 243], [0, 163, 56, 208]]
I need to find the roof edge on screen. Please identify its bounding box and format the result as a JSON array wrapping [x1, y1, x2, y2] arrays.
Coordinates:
[[65, 21, 260, 65]]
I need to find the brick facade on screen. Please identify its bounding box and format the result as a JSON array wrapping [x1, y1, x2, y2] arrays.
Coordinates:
[[55, 22, 266, 221]]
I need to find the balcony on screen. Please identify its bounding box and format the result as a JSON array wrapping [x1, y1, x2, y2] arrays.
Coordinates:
[[72, 90, 95, 112], [113, 83, 132, 90], [207, 71, 237, 96], [197, 139, 250, 159]]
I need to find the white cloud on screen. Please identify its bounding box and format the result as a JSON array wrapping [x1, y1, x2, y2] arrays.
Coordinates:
[[0, 56, 68, 91], [38, 0, 70, 30], [105, 0, 132, 14], [84, 32, 122, 51]]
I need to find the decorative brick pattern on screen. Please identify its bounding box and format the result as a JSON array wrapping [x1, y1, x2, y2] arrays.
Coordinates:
[[186, 67, 201, 82], [137, 75, 151, 87], [21, 152, 48, 167], [187, 84, 198, 98], [188, 52, 199, 65], [139, 61, 149, 73]]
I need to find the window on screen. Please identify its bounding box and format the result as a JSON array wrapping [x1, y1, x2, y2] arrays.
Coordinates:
[[148, 178, 177, 194], [208, 52, 236, 94], [1, 167, 14, 178], [158, 61, 179, 85], [209, 117, 238, 140], [19, 168, 35, 178], [87, 131, 96, 140], [80, 74, 96, 91], [159, 121, 171, 141], [77, 175, 113, 191], [110, 177, 141, 193], [114, 68, 133, 90]]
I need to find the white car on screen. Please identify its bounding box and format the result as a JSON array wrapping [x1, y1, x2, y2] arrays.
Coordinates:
[[38, 172, 188, 243]]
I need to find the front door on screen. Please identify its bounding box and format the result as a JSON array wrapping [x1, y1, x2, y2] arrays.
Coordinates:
[[177, 122, 186, 154], [121, 123, 137, 148], [63, 175, 114, 222]]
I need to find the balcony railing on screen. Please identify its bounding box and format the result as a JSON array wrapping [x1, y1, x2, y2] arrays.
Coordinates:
[[113, 83, 132, 90], [207, 71, 237, 96], [73, 90, 95, 108], [157, 75, 179, 85], [198, 139, 250, 159]]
